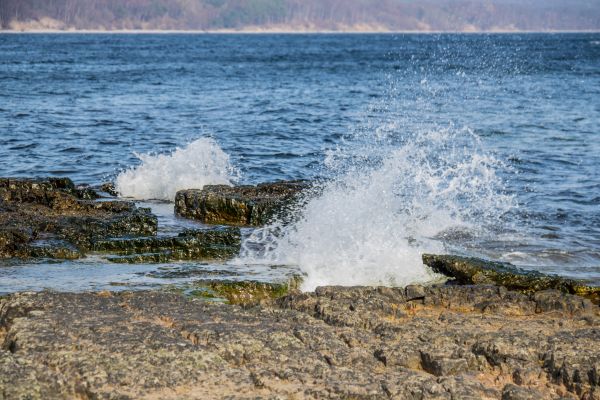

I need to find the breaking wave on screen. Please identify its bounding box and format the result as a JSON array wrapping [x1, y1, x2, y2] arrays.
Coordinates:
[[115, 138, 238, 201], [241, 127, 514, 291]]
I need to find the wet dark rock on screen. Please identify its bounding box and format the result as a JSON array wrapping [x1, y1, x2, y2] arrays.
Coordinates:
[[0, 177, 157, 259], [423, 254, 600, 304], [74, 184, 99, 200], [1, 285, 598, 399], [93, 227, 241, 263], [21, 240, 82, 259], [175, 180, 310, 226], [100, 182, 119, 197], [56, 205, 157, 250], [0, 177, 97, 203], [0, 228, 32, 258]]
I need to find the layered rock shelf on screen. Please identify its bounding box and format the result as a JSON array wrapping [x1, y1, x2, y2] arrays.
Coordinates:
[[0, 178, 157, 259], [1, 286, 598, 399], [0, 178, 244, 264], [93, 227, 241, 263], [423, 254, 600, 304], [174, 180, 309, 226]]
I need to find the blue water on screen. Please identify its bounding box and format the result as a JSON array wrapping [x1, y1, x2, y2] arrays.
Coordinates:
[[0, 33, 599, 291]]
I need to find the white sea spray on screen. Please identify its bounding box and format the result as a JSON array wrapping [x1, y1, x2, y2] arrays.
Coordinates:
[[240, 127, 514, 291], [115, 137, 238, 201]]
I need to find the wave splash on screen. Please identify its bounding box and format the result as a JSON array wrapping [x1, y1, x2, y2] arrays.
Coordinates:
[[115, 138, 238, 201], [241, 127, 514, 291]]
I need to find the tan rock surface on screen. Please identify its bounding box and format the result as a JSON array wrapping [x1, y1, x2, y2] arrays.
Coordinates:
[[1, 285, 598, 399]]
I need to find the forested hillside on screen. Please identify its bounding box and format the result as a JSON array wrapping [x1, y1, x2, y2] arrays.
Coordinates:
[[1, 0, 599, 31]]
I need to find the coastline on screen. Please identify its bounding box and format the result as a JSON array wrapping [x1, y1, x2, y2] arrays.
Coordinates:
[[2, 28, 600, 398], [0, 177, 598, 397], [1, 28, 599, 34]]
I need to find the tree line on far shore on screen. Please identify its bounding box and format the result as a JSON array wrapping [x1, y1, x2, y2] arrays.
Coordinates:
[[1, 0, 598, 31]]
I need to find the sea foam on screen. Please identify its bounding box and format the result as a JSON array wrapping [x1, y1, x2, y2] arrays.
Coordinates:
[[115, 138, 238, 201], [240, 127, 513, 291]]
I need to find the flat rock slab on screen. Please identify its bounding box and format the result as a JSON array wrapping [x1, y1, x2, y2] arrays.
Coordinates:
[[93, 227, 242, 263], [175, 180, 309, 226], [423, 254, 600, 304], [1, 285, 599, 399]]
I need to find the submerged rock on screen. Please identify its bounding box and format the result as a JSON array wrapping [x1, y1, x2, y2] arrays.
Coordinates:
[[1, 285, 598, 399], [175, 180, 309, 226], [0, 177, 157, 259], [423, 254, 600, 304]]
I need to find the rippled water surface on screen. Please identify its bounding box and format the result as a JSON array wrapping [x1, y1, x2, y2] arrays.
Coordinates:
[[0, 33, 599, 291]]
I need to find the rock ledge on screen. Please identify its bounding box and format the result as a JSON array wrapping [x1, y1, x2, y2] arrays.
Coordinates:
[[1, 285, 598, 399]]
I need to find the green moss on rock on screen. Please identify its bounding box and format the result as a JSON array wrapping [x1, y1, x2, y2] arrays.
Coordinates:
[[95, 227, 241, 263], [0, 178, 157, 260], [174, 180, 309, 226], [188, 276, 303, 306], [422, 254, 600, 304]]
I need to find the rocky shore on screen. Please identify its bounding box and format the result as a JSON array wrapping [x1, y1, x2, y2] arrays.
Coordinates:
[[1, 177, 599, 399], [0, 178, 156, 260], [1, 285, 599, 399], [0, 178, 242, 263]]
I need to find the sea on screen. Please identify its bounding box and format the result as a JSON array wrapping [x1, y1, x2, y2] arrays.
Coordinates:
[[0, 33, 599, 293]]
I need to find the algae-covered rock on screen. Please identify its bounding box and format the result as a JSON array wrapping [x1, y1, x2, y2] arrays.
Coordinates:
[[0, 177, 157, 259], [94, 227, 241, 263], [423, 254, 600, 303], [20, 240, 82, 260], [0, 177, 76, 205], [192, 277, 303, 306], [0, 177, 98, 204], [0, 228, 32, 258], [175, 180, 309, 226], [55, 203, 157, 249], [99, 182, 119, 197]]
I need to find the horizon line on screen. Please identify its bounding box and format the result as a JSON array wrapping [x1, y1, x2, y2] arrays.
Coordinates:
[[2, 28, 600, 34]]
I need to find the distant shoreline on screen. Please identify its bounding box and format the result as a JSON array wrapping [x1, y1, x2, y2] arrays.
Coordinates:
[[1, 29, 599, 34]]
